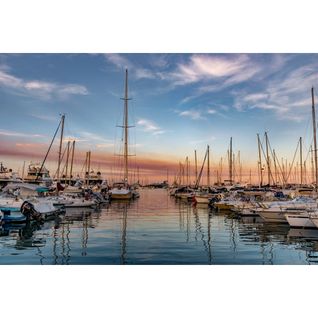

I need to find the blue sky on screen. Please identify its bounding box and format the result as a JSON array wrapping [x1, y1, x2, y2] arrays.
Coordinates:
[[1, 53, 318, 179]]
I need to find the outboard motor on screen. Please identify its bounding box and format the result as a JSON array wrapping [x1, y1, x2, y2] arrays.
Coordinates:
[[20, 201, 42, 222]]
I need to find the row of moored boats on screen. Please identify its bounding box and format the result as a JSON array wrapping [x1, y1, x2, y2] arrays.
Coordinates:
[[170, 185, 318, 229]]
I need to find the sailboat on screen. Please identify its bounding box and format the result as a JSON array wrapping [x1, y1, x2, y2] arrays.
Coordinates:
[[109, 69, 137, 200]]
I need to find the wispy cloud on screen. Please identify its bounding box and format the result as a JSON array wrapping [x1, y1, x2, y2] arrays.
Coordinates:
[[178, 109, 203, 120], [0, 129, 45, 138], [30, 114, 58, 122], [137, 118, 166, 135], [168, 54, 259, 87], [231, 61, 318, 121], [189, 136, 216, 145], [0, 68, 89, 100], [207, 108, 217, 114], [105, 54, 156, 80], [96, 143, 114, 148]]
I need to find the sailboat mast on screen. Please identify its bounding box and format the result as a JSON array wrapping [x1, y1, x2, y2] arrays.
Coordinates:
[[87, 151, 91, 187], [123, 69, 129, 184], [57, 114, 65, 182], [22, 161, 25, 182], [207, 145, 210, 187], [220, 157, 223, 184], [194, 150, 198, 182], [257, 134, 263, 187], [311, 87, 318, 191], [299, 137, 303, 185], [65, 140, 70, 182], [273, 149, 278, 185], [265, 132, 271, 186], [69, 140, 75, 185], [229, 137, 233, 185], [186, 156, 189, 186]]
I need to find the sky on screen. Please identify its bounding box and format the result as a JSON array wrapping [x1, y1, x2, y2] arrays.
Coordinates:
[[1, 53, 318, 183]]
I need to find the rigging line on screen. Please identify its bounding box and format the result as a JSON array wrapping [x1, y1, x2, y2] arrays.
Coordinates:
[[303, 137, 313, 164], [267, 137, 287, 184], [195, 147, 208, 188], [53, 143, 68, 179], [36, 119, 61, 181], [259, 133, 276, 184], [286, 139, 300, 182]]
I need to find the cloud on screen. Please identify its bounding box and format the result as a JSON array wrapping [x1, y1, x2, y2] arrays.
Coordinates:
[[30, 114, 58, 122], [96, 143, 114, 148], [207, 109, 217, 114], [178, 109, 203, 120], [168, 54, 258, 87], [105, 54, 134, 70], [105, 54, 156, 80], [137, 118, 166, 135], [79, 131, 106, 142], [189, 136, 216, 145], [0, 68, 89, 100], [0, 129, 45, 138], [231, 61, 318, 121]]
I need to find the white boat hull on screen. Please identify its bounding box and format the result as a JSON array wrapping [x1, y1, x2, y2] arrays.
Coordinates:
[[285, 212, 316, 228], [257, 210, 288, 223]]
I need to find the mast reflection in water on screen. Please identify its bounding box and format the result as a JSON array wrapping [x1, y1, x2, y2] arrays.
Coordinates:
[[1, 189, 318, 264]]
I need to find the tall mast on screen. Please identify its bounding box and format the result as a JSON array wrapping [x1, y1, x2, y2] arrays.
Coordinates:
[[238, 150, 242, 183], [249, 168, 252, 185], [22, 161, 25, 182], [299, 137, 303, 185], [311, 87, 318, 191], [233, 153, 235, 184], [57, 114, 65, 182], [310, 145, 314, 184], [265, 132, 271, 186], [207, 145, 210, 187], [87, 151, 91, 187], [194, 150, 198, 182], [257, 134, 263, 187], [65, 140, 70, 182], [137, 166, 140, 185], [220, 157, 223, 184], [186, 156, 189, 186], [123, 69, 130, 184], [166, 168, 169, 185], [273, 149, 278, 185], [69, 140, 75, 185], [229, 137, 233, 185]]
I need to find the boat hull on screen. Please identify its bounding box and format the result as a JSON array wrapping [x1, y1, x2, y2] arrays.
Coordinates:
[[285, 213, 316, 228], [110, 193, 133, 200], [310, 216, 318, 229], [258, 210, 287, 223], [215, 203, 234, 211], [194, 196, 210, 204]]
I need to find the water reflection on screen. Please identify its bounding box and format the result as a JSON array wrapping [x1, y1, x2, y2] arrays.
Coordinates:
[[2, 189, 318, 264]]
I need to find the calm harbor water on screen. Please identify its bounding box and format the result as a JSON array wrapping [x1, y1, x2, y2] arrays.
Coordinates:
[[1, 188, 318, 265]]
